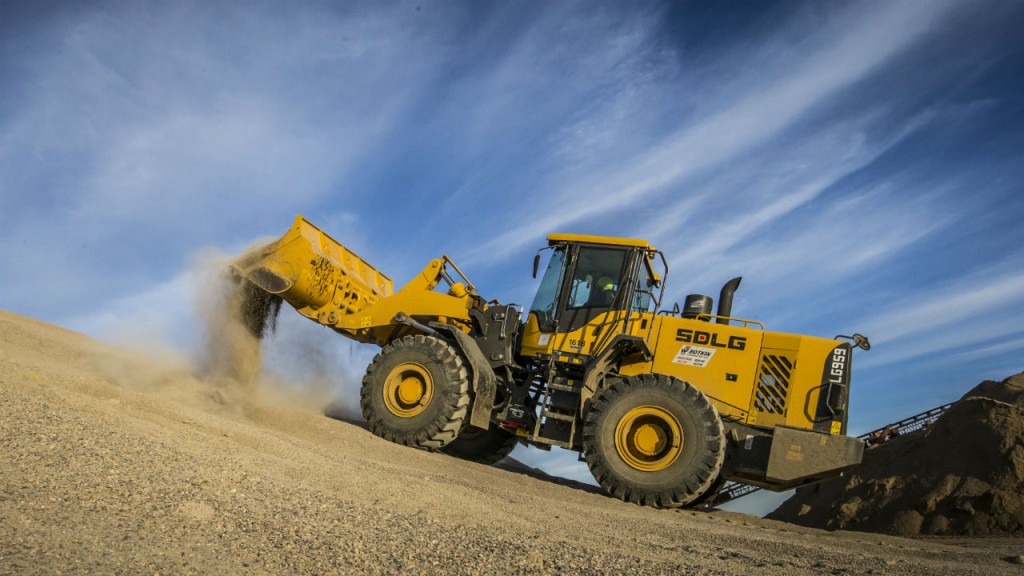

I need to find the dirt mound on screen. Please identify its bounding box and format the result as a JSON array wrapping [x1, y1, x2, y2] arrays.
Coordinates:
[[769, 372, 1024, 537]]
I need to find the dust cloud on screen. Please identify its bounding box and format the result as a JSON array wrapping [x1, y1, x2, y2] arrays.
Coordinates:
[[188, 245, 365, 419], [192, 246, 280, 392], [84, 244, 361, 419]]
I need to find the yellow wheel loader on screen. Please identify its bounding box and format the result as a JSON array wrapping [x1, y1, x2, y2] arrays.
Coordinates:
[[231, 216, 869, 507]]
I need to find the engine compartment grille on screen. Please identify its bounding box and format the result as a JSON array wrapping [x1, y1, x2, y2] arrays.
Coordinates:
[[754, 354, 794, 414]]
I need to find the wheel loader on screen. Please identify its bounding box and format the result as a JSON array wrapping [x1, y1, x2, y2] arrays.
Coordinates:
[[231, 215, 869, 507]]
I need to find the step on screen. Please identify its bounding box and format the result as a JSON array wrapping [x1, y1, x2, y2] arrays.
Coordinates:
[[541, 411, 575, 422]]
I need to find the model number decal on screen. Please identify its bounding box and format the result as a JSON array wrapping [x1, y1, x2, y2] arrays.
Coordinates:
[[568, 338, 585, 351], [675, 328, 746, 350], [829, 347, 847, 383]]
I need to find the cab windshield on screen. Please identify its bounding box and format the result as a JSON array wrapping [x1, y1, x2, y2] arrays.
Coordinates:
[[528, 248, 566, 332]]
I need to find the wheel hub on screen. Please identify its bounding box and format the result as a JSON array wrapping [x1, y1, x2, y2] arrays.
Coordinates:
[[632, 423, 667, 456], [615, 406, 683, 472], [383, 363, 433, 417], [398, 376, 424, 404]]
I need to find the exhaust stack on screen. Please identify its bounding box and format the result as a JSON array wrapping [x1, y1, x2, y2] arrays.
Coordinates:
[[716, 277, 742, 325]]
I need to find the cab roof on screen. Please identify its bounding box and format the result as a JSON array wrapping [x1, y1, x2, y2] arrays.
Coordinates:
[[547, 233, 653, 250]]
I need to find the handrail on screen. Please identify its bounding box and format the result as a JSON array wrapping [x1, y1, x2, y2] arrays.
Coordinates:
[[694, 314, 765, 330]]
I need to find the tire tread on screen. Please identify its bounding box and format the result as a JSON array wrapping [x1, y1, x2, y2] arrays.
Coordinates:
[[360, 335, 470, 450]]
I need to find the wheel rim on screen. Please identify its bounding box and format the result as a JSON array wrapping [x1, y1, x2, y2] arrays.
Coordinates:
[[383, 362, 433, 417], [614, 406, 683, 471]]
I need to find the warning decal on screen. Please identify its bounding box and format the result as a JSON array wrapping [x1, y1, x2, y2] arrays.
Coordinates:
[[673, 345, 716, 367]]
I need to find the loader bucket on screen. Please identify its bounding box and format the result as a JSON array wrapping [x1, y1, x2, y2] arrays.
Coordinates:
[[231, 215, 393, 319]]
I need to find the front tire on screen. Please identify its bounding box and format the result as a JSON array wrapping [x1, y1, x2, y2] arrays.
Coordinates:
[[360, 335, 470, 449], [582, 373, 725, 508]]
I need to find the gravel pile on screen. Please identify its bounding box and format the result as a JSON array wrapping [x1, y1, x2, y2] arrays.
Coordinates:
[[770, 372, 1024, 537]]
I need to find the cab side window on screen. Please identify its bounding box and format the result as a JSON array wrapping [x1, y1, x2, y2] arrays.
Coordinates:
[[567, 247, 627, 310]]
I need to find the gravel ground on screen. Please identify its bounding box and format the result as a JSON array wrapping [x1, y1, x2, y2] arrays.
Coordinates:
[[2, 309, 1022, 575]]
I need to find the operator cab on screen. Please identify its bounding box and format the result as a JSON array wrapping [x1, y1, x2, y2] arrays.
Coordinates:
[[522, 234, 666, 357]]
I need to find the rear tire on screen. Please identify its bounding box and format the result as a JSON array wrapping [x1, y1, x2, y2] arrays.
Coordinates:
[[691, 473, 727, 508], [582, 373, 725, 508], [441, 423, 518, 465], [360, 334, 470, 449]]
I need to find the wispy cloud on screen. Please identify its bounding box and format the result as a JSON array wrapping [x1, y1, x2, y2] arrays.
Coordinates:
[[663, 107, 939, 269], [855, 264, 1024, 369], [463, 0, 965, 264], [0, 3, 448, 320]]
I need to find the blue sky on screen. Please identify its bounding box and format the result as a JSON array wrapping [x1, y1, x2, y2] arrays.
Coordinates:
[[3, 1, 1023, 514]]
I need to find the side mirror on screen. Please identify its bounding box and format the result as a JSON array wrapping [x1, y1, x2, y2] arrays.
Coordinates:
[[836, 333, 871, 351], [532, 253, 540, 279], [853, 333, 871, 351]]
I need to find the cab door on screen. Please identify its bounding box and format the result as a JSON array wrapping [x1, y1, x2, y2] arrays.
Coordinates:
[[521, 244, 635, 357]]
